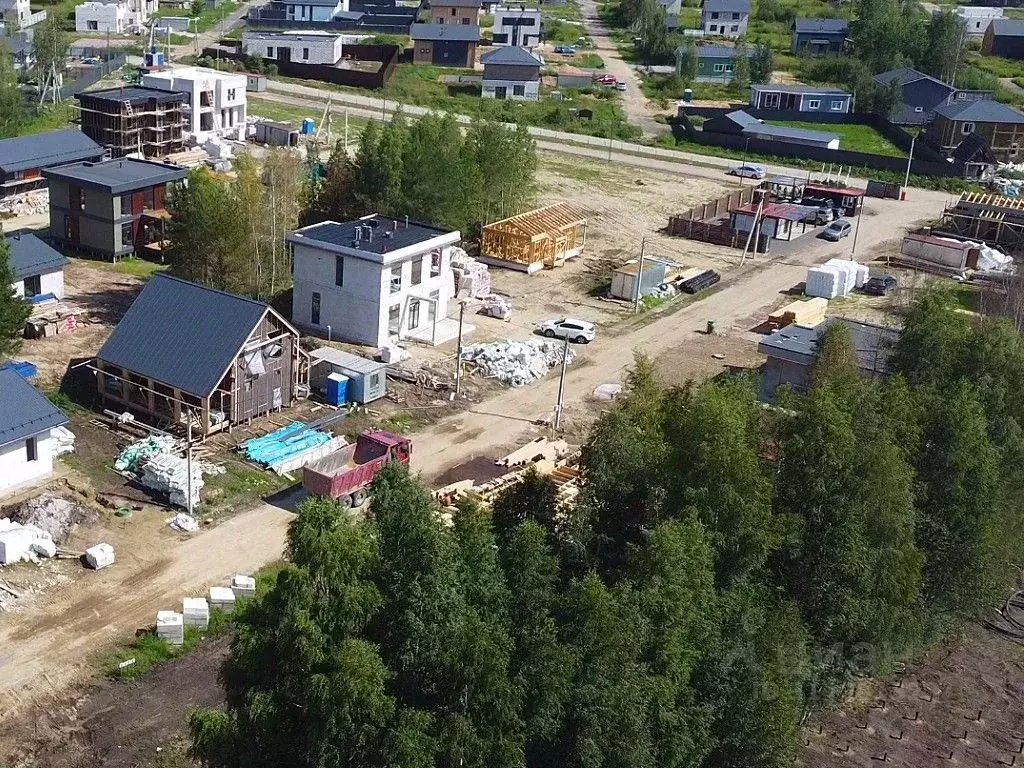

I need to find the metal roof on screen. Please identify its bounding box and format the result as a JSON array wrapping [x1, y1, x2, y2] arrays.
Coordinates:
[[989, 18, 1024, 37], [722, 109, 762, 128], [744, 123, 841, 143], [289, 215, 459, 257], [750, 84, 849, 95], [792, 17, 848, 34], [732, 202, 820, 221], [873, 66, 951, 92], [42, 158, 187, 195], [934, 99, 1024, 123], [78, 86, 189, 105], [804, 183, 866, 197], [309, 347, 386, 375], [410, 22, 480, 40], [702, 0, 750, 11], [5, 233, 69, 281], [0, 368, 69, 450], [757, 317, 899, 372], [481, 45, 542, 66], [431, 0, 483, 7], [695, 44, 754, 58], [0, 129, 104, 175], [96, 274, 272, 397]]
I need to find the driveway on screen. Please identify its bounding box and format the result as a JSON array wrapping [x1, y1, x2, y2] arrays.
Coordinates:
[[576, 0, 669, 135]]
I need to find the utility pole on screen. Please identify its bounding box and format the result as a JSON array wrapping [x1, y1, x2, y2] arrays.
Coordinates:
[[737, 136, 751, 188], [903, 135, 915, 192], [554, 336, 569, 430], [850, 202, 863, 259], [454, 300, 465, 397], [185, 415, 193, 517], [633, 237, 647, 314]]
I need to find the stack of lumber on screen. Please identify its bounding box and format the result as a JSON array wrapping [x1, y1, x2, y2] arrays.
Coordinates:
[[768, 297, 828, 330]]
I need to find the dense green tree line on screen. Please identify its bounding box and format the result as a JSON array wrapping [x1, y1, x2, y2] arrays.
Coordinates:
[[306, 114, 537, 234], [190, 290, 1024, 768]]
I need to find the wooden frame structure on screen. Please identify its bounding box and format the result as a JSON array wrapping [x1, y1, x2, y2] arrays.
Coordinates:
[[480, 202, 587, 273], [939, 192, 1024, 253]]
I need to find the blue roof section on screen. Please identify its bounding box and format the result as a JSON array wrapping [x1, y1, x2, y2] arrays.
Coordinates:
[[792, 17, 848, 34], [0, 129, 104, 175], [78, 86, 188, 105], [0, 369, 68, 449], [42, 158, 187, 195], [746, 123, 840, 142], [481, 45, 542, 66], [410, 22, 480, 40], [702, 0, 750, 11], [5, 233, 69, 281], [751, 83, 849, 95], [935, 99, 1024, 123], [696, 44, 754, 58], [723, 109, 762, 128], [989, 18, 1024, 37], [289, 215, 458, 256], [873, 66, 951, 92], [96, 274, 271, 397]]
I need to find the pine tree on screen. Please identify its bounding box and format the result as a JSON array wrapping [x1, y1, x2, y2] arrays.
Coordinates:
[[0, 232, 30, 358], [0, 44, 25, 138]]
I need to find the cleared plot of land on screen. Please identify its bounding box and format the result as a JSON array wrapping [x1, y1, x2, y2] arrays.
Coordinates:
[[768, 120, 908, 157]]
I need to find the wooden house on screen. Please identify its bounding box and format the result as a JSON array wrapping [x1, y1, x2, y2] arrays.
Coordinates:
[[94, 274, 308, 437], [925, 99, 1024, 163], [480, 203, 587, 273]]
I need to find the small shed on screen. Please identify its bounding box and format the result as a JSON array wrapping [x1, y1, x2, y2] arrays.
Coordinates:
[[480, 202, 587, 274], [309, 347, 387, 405], [610, 260, 667, 301], [900, 233, 978, 270], [254, 120, 299, 147], [803, 184, 865, 216], [246, 73, 268, 92]]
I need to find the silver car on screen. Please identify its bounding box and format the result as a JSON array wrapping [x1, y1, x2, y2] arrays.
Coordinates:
[[539, 318, 596, 344], [821, 219, 852, 241]]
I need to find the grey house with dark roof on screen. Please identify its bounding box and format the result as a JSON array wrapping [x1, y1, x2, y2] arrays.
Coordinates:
[[695, 44, 754, 82], [0, 128, 104, 200], [6, 233, 69, 302], [289, 214, 463, 347], [749, 84, 852, 113], [704, 109, 841, 148], [482, 45, 542, 101], [983, 18, 1024, 59], [924, 99, 1024, 163], [411, 22, 479, 66], [95, 274, 307, 437], [757, 317, 898, 401], [701, 0, 749, 38], [0, 368, 69, 493], [42, 157, 187, 261], [873, 67, 992, 125], [790, 18, 848, 55]]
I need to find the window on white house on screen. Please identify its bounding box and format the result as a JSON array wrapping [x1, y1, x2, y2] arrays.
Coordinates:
[[710, 11, 718, 18], [709, 23, 717, 31], [302, 47, 309, 59], [830, 100, 844, 110], [335, 255, 344, 287], [732, 12, 739, 19], [730, 25, 738, 31], [408, 300, 421, 329], [411, 257, 423, 285], [807, 99, 820, 109], [430, 251, 441, 277], [714, 63, 724, 72], [1011, 143, 1019, 158], [962, 121, 975, 134], [267, 46, 274, 57], [25, 437, 37, 462], [227, 88, 236, 100], [513, 84, 525, 96], [390, 268, 403, 294]]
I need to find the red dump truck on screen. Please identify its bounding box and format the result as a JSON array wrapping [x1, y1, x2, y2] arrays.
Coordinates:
[[302, 430, 412, 508]]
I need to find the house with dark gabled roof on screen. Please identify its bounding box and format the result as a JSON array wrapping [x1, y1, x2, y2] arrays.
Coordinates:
[[790, 17, 848, 55], [94, 274, 308, 437], [873, 67, 993, 125], [6, 233, 69, 302], [982, 18, 1024, 59], [694, 43, 754, 82], [701, 0, 749, 38], [411, 22, 479, 66], [481, 45, 542, 101], [923, 99, 1024, 163], [749, 84, 852, 113], [0, 368, 69, 493], [0, 128, 105, 200]]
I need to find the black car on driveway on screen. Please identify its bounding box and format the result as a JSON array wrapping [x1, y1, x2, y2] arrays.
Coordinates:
[[863, 275, 897, 296]]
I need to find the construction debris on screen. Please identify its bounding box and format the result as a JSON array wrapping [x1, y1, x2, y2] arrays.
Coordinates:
[[0, 189, 48, 217], [451, 248, 493, 298], [115, 435, 224, 509], [462, 339, 576, 387], [114, 435, 178, 473], [52, 426, 77, 456], [0, 519, 57, 566], [479, 294, 513, 320], [11, 493, 97, 545], [496, 436, 570, 467], [156, 610, 184, 645], [169, 512, 199, 533], [84, 542, 115, 570]]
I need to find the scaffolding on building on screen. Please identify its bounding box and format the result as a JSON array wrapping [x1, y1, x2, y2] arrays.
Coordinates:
[[76, 91, 188, 159], [938, 191, 1024, 254]]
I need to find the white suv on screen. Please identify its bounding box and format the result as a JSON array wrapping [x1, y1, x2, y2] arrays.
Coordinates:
[[539, 318, 596, 344]]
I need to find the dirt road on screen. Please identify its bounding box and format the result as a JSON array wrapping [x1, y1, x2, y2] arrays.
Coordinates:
[[576, 0, 668, 135]]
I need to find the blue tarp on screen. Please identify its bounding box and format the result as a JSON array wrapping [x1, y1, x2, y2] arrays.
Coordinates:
[[243, 422, 332, 467]]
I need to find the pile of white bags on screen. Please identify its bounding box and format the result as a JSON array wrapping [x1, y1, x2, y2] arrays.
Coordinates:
[[140, 455, 204, 509], [0, 518, 56, 565], [462, 339, 575, 387], [805, 259, 868, 299], [85, 542, 115, 570]]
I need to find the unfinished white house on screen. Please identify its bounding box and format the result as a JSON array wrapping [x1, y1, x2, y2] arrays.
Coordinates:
[[7, 233, 68, 302], [0, 0, 46, 30], [241, 30, 346, 65], [288, 215, 463, 348], [492, 6, 541, 48], [74, 0, 156, 31], [141, 66, 247, 142], [0, 368, 69, 494]]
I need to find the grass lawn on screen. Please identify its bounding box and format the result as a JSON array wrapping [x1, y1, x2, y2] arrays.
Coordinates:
[[249, 96, 370, 140], [968, 54, 1024, 80], [768, 120, 907, 157], [86, 257, 169, 278]]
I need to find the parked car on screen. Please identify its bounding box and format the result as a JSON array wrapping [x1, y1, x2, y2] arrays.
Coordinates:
[[728, 163, 767, 179], [539, 318, 596, 343], [595, 74, 618, 85], [821, 220, 852, 241], [615, 81, 627, 91], [554, 45, 575, 54], [863, 274, 898, 296]]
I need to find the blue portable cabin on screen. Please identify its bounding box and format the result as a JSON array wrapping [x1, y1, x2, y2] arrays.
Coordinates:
[[309, 347, 387, 405]]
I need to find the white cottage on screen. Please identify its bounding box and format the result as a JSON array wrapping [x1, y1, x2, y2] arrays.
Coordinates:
[[288, 215, 463, 348], [0, 369, 69, 494], [7, 233, 68, 302]]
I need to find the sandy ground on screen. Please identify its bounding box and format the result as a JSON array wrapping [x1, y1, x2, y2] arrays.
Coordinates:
[[0, 152, 954, 762]]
